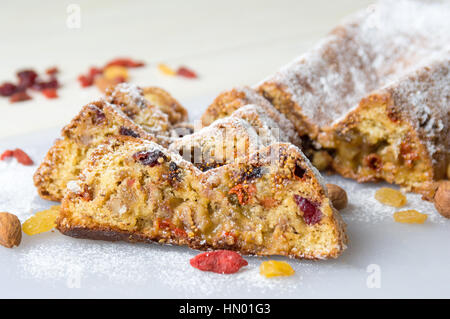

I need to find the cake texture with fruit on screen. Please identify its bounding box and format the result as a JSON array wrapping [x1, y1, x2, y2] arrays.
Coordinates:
[[34, 84, 186, 201], [170, 104, 301, 170], [57, 136, 347, 259], [319, 53, 449, 197]]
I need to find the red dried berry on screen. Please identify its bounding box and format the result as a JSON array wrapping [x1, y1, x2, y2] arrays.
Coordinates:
[[132, 150, 167, 167], [176, 66, 198, 79], [190, 250, 248, 274], [12, 149, 33, 165], [0, 149, 33, 165], [0, 82, 18, 97], [0, 150, 14, 161], [9, 92, 32, 103], [42, 88, 58, 99], [46, 67, 59, 76], [105, 58, 145, 68], [293, 195, 322, 225], [17, 70, 38, 89]]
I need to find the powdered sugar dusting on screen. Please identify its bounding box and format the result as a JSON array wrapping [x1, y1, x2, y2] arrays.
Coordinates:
[[258, 0, 450, 128]]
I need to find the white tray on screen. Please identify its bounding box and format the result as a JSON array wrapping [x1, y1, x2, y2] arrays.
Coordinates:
[[0, 99, 449, 298]]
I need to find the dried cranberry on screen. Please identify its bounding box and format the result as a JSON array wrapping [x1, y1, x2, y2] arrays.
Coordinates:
[[0, 150, 14, 160], [105, 58, 145, 68], [293, 195, 322, 225], [168, 161, 182, 182], [119, 126, 139, 138], [17, 70, 38, 89], [132, 150, 167, 167], [176, 66, 197, 79], [239, 165, 263, 183], [190, 250, 248, 274], [10, 92, 32, 103], [33, 78, 59, 91], [0, 149, 33, 165], [0, 82, 18, 97], [294, 163, 306, 179]]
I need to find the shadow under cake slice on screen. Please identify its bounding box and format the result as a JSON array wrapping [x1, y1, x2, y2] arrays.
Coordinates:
[[57, 136, 347, 260]]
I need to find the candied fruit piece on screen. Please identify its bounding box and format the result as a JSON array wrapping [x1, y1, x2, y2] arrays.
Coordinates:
[[103, 65, 129, 81], [229, 183, 256, 205], [260, 260, 295, 278], [10, 91, 31, 103], [375, 187, 406, 207], [42, 88, 58, 99], [190, 250, 248, 274], [393, 210, 427, 224], [22, 206, 60, 235], [105, 58, 145, 68], [158, 63, 176, 76]]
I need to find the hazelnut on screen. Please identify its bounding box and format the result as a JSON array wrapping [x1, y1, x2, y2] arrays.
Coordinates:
[[0, 212, 22, 248], [434, 181, 450, 218], [326, 183, 348, 210]]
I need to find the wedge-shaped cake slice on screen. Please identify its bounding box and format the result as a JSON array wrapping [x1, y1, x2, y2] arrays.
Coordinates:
[[170, 104, 301, 170], [319, 53, 450, 198], [58, 137, 347, 259]]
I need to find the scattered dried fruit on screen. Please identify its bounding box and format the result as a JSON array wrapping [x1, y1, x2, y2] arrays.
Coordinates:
[[393, 210, 427, 224], [10, 91, 31, 103], [294, 195, 322, 225], [176, 66, 198, 79], [45, 67, 59, 76], [434, 181, 450, 218], [22, 206, 60, 235], [260, 260, 295, 278], [41, 88, 58, 99], [375, 187, 406, 207], [326, 183, 348, 210], [229, 183, 256, 205], [158, 63, 176, 76], [0, 212, 22, 248], [0, 148, 33, 165], [190, 250, 248, 274], [105, 58, 145, 68]]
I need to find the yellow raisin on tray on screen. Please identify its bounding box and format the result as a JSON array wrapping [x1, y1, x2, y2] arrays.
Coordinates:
[[375, 187, 407, 207], [393, 210, 427, 224], [22, 205, 60, 236], [260, 260, 295, 278], [158, 63, 176, 76]]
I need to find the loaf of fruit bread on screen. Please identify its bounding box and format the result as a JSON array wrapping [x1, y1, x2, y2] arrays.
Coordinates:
[[57, 136, 347, 260], [170, 104, 301, 170], [319, 52, 450, 197], [34, 84, 186, 201]]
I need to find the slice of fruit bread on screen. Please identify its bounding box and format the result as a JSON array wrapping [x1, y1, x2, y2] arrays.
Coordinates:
[[170, 104, 300, 171], [57, 136, 347, 259]]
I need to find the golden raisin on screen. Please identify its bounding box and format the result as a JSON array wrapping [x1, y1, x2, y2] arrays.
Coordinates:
[[158, 63, 176, 76], [375, 187, 406, 207], [22, 206, 60, 235], [393, 210, 427, 224], [103, 65, 129, 81], [260, 260, 295, 278]]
